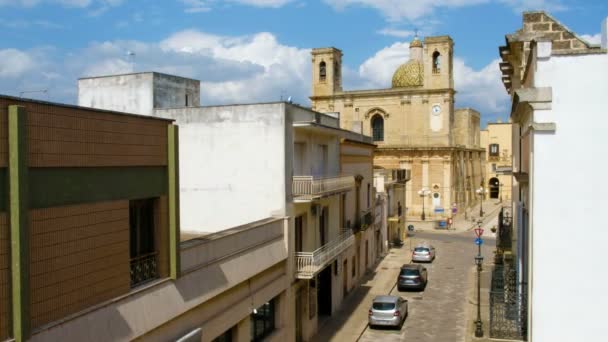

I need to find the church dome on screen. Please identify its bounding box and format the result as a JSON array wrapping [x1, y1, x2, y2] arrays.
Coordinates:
[[391, 60, 424, 88]]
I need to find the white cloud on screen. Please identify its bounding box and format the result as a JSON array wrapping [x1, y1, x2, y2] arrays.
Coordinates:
[[0, 49, 35, 78], [229, 0, 294, 7], [580, 33, 601, 45], [357, 42, 409, 88], [0, 30, 311, 105], [324, 0, 566, 22], [0, 0, 123, 8], [179, 0, 211, 13], [498, 0, 566, 12], [377, 28, 415, 38], [453, 57, 508, 115], [323, 0, 488, 22]]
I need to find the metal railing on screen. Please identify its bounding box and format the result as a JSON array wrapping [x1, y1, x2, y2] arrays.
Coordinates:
[[294, 229, 355, 279], [489, 264, 528, 340], [353, 209, 374, 233], [292, 175, 354, 202], [130, 252, 159, 288]]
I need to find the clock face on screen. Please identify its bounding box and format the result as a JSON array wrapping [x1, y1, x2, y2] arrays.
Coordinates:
[[432, 104, 441, 115]]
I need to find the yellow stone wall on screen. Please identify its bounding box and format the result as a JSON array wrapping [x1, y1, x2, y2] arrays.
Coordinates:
[[311, 35, 485, 218], [480, 122, 513, 201]]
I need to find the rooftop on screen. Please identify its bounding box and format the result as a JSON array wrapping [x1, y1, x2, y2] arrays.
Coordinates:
[[0, 94, 174, 122]]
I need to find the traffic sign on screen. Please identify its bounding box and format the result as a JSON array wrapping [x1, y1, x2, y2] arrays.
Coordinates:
[[474, 228, 484, 237], [475, 237, 483, 246]]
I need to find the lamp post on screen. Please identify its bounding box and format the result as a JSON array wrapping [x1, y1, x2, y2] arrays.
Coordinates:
[[476, 187, 486, 218], [474, 253, 484, 337], [474, 217, 484, 337], [417, 188, 430, 221], [498, 180, 503, 203]]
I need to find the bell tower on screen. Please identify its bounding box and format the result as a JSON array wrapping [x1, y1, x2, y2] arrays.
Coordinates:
[[423, 36, 454, 90], [311, 47, 343, 97]]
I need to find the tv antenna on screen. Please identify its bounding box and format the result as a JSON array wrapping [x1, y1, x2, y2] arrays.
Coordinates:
[[19, 89, 49, 99]]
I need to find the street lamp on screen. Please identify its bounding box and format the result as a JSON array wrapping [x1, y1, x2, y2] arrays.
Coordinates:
[[417, 188, 430, 221], [474, 253, 484, 337], [498, 180, 503, 203], [476, 187, 486, 218]]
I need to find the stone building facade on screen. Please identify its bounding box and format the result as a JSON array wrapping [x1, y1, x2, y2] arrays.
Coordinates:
[[310, 36, 485, 220], [480, 121, 513, 202]]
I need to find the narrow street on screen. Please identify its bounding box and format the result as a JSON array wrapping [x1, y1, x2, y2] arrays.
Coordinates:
[[355, 230, 494, 342]]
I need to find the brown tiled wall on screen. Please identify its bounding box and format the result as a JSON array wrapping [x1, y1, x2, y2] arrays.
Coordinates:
[[0, 109, 7, 167], [0, 213, 9, 340], [0, 99, 168, 168], [29, 201, 131, 329]]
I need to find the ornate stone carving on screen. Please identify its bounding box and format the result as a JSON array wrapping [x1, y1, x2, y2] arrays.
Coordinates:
[[364, 107, 389, 120]]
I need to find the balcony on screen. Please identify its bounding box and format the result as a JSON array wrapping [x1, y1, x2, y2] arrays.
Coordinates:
[[295, 229, 355, 279], [292, 175, 355, 202], [353, 209, 374, 233], [130, 252, 159, 288]]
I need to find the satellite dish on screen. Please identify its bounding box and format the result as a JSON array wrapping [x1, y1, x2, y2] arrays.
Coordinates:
[[287, 96, 292, 103]]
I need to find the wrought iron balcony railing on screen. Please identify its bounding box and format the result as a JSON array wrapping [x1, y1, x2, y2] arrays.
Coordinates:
[[294, 229, 355, 279], [489, 263, 528, 341], [292, 175, 355, 202], [130, 252, 159, 288], [353, 209, 374, 233]]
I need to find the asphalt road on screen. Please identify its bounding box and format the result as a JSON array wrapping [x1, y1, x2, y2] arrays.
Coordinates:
[[358, 230, 494, 342]]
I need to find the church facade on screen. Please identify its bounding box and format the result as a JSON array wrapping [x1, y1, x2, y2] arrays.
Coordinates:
[[310, 35, 485, 221]]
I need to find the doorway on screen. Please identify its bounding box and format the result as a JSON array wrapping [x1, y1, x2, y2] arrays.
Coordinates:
[[317, 266, 332, 317], [489, 177, 500, 199]]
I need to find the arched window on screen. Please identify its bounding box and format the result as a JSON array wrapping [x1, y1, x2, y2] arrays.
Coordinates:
[[432, 51, 441, 74], [371, 115, 384, 142], [319, 61, 326, 81]]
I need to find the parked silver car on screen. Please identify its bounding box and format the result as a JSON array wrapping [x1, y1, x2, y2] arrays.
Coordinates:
[[368, 295, 408, 328], [397, 263, 428, 291], [412, 244, 436, 262]]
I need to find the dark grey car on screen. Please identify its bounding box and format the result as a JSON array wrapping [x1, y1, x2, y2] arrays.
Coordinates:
[[397, 264, 428, 291]]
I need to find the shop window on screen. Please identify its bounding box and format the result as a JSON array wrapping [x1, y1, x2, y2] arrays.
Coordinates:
[[251, 298, 276, 342], [129, 198, 158, 288]]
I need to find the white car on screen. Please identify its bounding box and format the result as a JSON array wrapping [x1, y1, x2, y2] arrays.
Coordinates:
[[412, 244, 436, 262]]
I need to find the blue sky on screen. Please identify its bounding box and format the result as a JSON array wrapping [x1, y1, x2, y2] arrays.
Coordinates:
[[0, 0, 606, 126]]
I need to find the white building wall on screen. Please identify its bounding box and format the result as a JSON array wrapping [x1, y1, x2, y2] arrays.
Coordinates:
[[155, 104, 288, 233], [78, 72, 200, 116], [530, 51, 608, 342], [78, 73, 154, 115]]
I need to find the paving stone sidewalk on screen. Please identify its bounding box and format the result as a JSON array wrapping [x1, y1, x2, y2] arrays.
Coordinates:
[[311, 243, 412, 342]]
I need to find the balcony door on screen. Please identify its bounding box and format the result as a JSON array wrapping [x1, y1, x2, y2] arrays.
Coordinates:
[[314, 144, 328, 177], [295, 215, 304, 253], [319, 206, 328, 246], [294, 142, 306, 176]]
